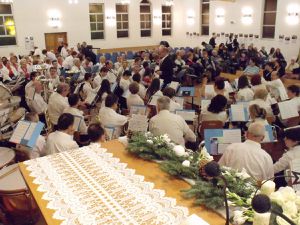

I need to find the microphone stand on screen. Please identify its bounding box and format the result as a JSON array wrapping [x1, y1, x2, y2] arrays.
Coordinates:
[[219, 175, 230, 225], [271, 209, 296, 225]]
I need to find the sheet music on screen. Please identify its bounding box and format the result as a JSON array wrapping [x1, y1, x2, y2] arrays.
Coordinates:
[[222, 129, 242, 143], [175, 110, 195, 121], [85, 92, 97, 105], [149, 95, 160, 106], [10, 121, 30, 143], [23, 122, 37, 140], [278, 100, 299, 120], [201, 99, 211, 110], [168, 81, 180, 91], [231, 104, 247, 121], [174, 97, 184, 109], [73, 116, 82, 132], [130, 105, 147, 115], [204, 85, 215, 99], [128, 115, 148, 132], [278, 87, 288, 101]]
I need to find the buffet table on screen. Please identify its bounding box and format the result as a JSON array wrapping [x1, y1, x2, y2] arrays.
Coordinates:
[[19, 140, 225, 225]]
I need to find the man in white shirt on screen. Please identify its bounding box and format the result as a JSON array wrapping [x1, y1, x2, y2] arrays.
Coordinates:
[[98, 94, 128, 138], [25, 72, 38, 106], [287, 85, 300, 111], [93, 67, 107, 88], [47, 67, 60, 89], [219, 122, 274, 181], [29, 81, 47, 115], [87, 123, 106, 145], [61, 43, 69, 59], [63, 94, 87, 134], [149, 96, 196, 146], [62, 51, 77, 69], [162, 87, 182, 112], [127, 82, 144, 109], [105, 61, 117, 84], [48, 83, 70, 125], [46, 113, 79, 155]]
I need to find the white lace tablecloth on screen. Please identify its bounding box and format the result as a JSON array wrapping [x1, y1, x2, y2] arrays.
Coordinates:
[[24, 143, 189, 225]]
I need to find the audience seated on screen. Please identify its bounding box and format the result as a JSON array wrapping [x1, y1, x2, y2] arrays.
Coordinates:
[[149, 96, 196, 146], [219, 122, 274, 181], [46, 113, 79, 155]]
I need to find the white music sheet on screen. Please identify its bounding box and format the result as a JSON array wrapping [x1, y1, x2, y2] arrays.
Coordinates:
[[85, 92, 97, 105], [23, 122, 37, 141], [222, 129, 242, 144], [201, 99, 211, 110], [149, 95, 160, 106], [174, 97, 184, 109], [128, 115, 148, 132], [10, 121, 30, 143], [204, 85, 215, 99], [73, 116, 82, 132], [278, 100, 299, 120], [168, 81, 180, 91], [175, 110, 195, 121], [231, 104, 247, 121], [224, 81, 234, 93]]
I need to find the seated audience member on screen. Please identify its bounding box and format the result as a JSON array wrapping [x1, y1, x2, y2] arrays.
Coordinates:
[[97, 79, 112, 107], [201, 94, 228, 124], [286, 57, 299, 74], [48, 83, 70, 125], [219, 122, 274, 181], [119, 70, 132, 94], [249, 104, 269, 125], [145, 78, 163, 102], [46, 113, 79, 155], [126, 82, 144, 109], [263, 62, 274, 81], [24, 112, 46, 159], [266, 71, 288, 101], [93, 67, 107, 88], [98, 94, 128, 138], [274, 59, 285, 77], [162, 87, 182, 112], [71, 58, 86, 81], [274, 126, 300, 174], [29, 81, 47, 118], [132, 73, 146, 98], [249, 89, 273, 116], [63, 94, 87, 133], [87, 123, 106, 145], [287, 85, 300, 111], [243, 58, 260, 76], [236, 75, 254, 102], [149, 96, 196, 146]]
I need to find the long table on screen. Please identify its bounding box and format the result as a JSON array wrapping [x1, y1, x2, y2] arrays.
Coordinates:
[[19, 140, 225, 225]]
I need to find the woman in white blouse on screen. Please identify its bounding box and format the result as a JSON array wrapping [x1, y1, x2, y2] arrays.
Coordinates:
[[201, 94, 228, 124], [236, 75, 254, 102], [274, 126, 300, 174], [126, 82, 144, 109], [249, 89, 273, 116], [119, 70, 132, 94], [248, 104, 269, 125]]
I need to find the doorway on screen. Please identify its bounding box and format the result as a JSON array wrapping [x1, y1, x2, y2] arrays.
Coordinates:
[[44, 32, 68, 53]]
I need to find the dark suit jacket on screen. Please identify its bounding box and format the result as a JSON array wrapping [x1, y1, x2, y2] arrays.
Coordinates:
[[160, 55, 174, 84]]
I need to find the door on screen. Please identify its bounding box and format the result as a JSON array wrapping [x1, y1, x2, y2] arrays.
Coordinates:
[[44, 32, 68, 53]]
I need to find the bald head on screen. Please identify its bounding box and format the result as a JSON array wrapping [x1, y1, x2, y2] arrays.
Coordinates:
[[57, 83, 70, 97], [157, 96, 170, 111], [246, 122, 265, 143]]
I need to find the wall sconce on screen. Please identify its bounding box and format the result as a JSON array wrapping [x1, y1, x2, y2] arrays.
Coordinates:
[[68, 0, 78, 4], [120, 0, 130, 4], [48, 9, 62, 28], [241, 7, 253, 25], [215, 8, 225, 25], [186, 10, 195, 26], [165, 0, 174, 6], [106, 10, 116, 27], [153, 10, 161, 25], [286, 3, 300, 25]]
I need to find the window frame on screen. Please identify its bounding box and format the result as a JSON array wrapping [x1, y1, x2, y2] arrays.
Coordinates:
[[116, 3, 129, 38], [0, 3, 17, 47], [89, 3, 105, 40], [140, 0, 152, 37], [162, 5, 172, 36], [200, 0, 210, 36]]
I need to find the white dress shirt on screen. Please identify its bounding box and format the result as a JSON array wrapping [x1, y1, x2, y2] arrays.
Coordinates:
[[126, 93, 144, 109], [149, 110, 196, 146], [119, 77, 131, 93], [201, 106, 228, 124], [82, 81, 97, 101], [30, 93, 48, 115], [249, 99, 273, 116], [169, 99, 182, 112], [25, 81, 34, 99], [46, 131, 79, 155], [93, 74, 102, 88], [63, 56, 74, 69], [30, 135, 46, 159], [236, 88, 254, 102], [63, 107, 87, 133], [274, 145, 300, 174], [61, 47, 69, 58], [106, 70, 117, 84], [267, 79, 288, 101], [138, 83, 146, 98], [98, 107, 128, 138], [46, 52, 57, 61], [0, 66, 11, 82], [71, 65, 85, 81], [48, 92, 69, 125], [219, 139, 274, 181], [290, 97, 300, 112]]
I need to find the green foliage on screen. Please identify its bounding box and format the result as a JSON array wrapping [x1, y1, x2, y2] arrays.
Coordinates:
[[160, 160, 200, 180]]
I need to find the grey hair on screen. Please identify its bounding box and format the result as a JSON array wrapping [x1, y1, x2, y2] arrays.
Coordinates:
[[157, 96, 170, 111], [248, 122, 265, 137], [56, 83, 69, 94]]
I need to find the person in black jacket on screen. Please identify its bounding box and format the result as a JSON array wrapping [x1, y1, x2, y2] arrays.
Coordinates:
[[81, 42, 97, 65], [158, 45, 174, 89], [209, 34, 217, 49]]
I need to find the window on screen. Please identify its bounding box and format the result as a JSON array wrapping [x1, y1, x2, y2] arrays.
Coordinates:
[[0, 3, 16, 46], [262, 0, 277, 39], [89, 3, 104, 40], [200, 0, 210, 36], [116, 4, 129, 38], [162, 5, 172, 36], [140, 0, 151, 37]]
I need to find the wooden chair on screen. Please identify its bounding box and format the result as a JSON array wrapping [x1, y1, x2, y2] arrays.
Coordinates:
[[286, 116, 300, 127], [261, 141, 285, 162], [197, 120, 224, 141]]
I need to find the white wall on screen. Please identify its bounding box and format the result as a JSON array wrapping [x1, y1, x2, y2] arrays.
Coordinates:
[[1, 0, 300, 61]]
